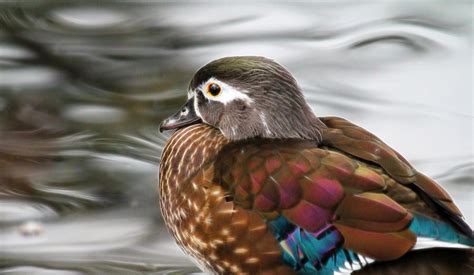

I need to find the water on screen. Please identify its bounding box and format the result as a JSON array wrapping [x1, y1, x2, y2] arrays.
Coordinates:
[[0, 2, 472, 274]]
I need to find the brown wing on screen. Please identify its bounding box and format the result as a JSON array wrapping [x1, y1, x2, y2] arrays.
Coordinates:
[[320, 116, 472, 237], [216, 139, 421, 261]]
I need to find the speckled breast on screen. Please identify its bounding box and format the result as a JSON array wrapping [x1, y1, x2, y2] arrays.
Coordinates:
[[159, 124, 293, 274]]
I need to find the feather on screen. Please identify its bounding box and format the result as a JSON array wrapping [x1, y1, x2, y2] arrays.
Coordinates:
[[409, 214, 473, 247], [268, 216, 348, 273], [160, 120, 474, 274], [320, 117, 473, 239]]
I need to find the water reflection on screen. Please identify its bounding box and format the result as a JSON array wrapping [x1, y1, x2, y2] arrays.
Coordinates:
[[0, 1, 472, 274]]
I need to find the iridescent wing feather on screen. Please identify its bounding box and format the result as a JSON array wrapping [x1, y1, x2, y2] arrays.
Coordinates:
[[320, 116, 472, 237], [213, 117, 473, 273]]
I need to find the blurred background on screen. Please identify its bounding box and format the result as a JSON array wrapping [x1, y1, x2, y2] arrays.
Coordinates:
[[0, 1, 472, 274]]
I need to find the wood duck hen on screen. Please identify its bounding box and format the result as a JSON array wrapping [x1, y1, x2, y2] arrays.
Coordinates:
[[158, 56, 473, 274]]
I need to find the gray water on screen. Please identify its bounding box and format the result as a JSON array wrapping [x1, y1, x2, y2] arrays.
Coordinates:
[[0, 2, 472, 274]]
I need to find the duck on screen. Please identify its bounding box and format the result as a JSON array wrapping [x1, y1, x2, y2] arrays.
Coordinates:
[[158, 56, 473, 274]]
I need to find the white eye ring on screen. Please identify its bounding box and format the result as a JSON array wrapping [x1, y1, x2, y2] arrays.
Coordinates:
[[197, 77, 253, 105]]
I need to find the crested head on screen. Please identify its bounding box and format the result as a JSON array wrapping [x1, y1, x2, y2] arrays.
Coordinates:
[[162, 56, 326, 142]]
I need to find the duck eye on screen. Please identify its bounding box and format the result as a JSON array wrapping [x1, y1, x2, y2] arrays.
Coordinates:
[[207, 83, 221, 97]]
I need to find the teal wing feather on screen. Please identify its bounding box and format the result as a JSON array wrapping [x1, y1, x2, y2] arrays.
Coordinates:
[[268, 215, 370, 274]]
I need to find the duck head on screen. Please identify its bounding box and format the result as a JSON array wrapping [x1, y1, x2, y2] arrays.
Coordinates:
[[160, 56, 326, 142]]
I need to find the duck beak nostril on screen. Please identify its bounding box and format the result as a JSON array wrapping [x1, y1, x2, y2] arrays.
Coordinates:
[[159, 98, 201, 132]]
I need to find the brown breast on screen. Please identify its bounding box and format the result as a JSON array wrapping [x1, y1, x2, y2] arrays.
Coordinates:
[[159, 124, 293, 274]]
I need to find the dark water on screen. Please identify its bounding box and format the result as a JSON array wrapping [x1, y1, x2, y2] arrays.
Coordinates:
[[0, 2, 472, 274]]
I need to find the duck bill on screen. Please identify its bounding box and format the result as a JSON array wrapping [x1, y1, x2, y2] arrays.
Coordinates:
[[159, 98, 201, 132]]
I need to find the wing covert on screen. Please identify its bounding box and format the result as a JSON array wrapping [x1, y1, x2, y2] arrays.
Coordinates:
[[215, 139, 416, 272], [320, 116, 472, 238]]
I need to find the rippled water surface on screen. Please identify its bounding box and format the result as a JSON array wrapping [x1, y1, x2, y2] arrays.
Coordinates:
[[0, 2, 472, 274]]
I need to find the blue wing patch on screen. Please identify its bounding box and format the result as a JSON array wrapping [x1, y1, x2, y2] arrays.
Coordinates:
[[267, 214, 473, 274], [267, 216, 365, 274], [409, 214, 473, 247]]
